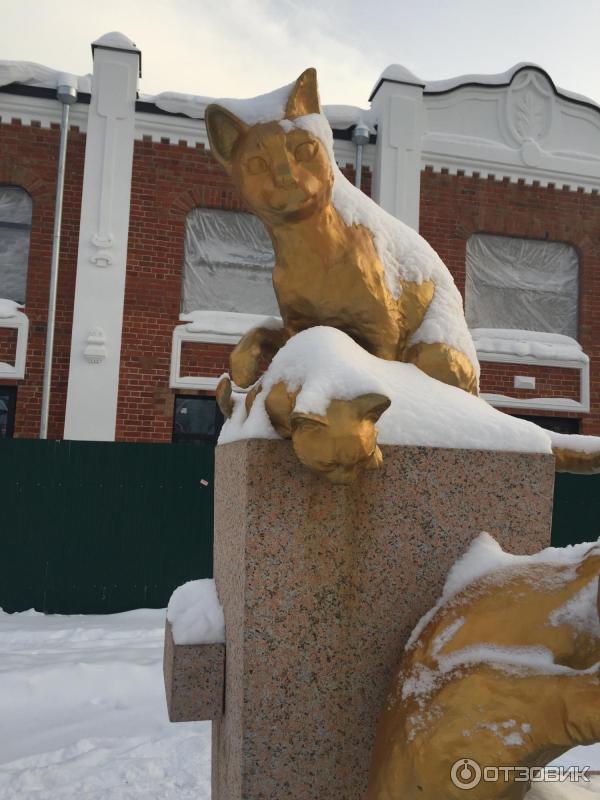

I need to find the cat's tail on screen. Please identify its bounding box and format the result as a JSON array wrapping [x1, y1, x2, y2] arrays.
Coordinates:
[[548, 430, 600, 474]]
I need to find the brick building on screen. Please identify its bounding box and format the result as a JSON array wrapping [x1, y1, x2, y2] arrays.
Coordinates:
[[1, 34, 599, 444]]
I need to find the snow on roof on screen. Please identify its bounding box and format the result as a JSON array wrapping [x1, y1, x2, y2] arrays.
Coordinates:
[[137, 89, 375, 130], [471, 329, 588, 364], [92, 32, 137, 50], [424, 62, 600, 108], [219, 326, 550, 455], [371, 64, 425, 93], [371, 61, 600, 110], [0, 61, 91, 94]]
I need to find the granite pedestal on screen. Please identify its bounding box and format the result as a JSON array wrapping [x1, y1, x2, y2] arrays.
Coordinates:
[[212, 440, 555, 800]]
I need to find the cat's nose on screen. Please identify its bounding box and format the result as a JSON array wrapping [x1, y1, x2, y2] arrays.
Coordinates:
[[272, 167, 295, 189]]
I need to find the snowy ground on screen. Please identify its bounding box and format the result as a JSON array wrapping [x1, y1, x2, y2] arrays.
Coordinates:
[[0, 609, 211, 799], [0, 608, 597, 799]]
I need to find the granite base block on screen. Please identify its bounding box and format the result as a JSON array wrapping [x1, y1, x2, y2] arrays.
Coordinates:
[[212, 440, 555, 800], [163, 621, 224, 722]]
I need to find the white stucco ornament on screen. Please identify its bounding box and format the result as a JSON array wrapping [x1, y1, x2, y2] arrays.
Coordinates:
[[84, 327, 107, 364]]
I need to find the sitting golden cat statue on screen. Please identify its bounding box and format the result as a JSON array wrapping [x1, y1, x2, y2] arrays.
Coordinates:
[[367, 534, 600, 800], [217, 374, 390, 485], [205, 69, 479, 395]]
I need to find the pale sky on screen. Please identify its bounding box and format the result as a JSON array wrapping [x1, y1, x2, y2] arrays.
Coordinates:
[[2, 0, 600, 107]]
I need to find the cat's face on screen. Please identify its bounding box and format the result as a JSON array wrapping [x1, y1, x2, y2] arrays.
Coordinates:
[[205, 68, 333, 225], [230, 122, 333, 224], [290, 395, 391, 485]]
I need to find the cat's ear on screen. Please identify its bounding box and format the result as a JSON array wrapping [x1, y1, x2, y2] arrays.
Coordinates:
[[205, 104, 248, 173], [290, 411, 329, 433], [351, 393, 391, 423], [286, 68, 320, 119]]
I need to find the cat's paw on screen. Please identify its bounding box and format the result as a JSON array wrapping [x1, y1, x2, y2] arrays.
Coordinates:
[[216, 375, 234, 418]]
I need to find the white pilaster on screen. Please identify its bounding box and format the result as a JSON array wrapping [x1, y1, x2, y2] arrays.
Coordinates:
[[64, 33, 140, 441], [370, 66, 424, 231]]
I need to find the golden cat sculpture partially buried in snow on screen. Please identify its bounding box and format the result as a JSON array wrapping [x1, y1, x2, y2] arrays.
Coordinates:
[[367, 534, 600, 800]]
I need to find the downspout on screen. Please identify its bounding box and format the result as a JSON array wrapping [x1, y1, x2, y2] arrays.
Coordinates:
[[352, 122, 370, 190], [39, 77, 78, 439]]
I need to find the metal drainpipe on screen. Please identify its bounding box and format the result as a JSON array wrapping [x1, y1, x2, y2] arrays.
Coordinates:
[[352, 122, 370, 190], [39, 80, 78, 439]]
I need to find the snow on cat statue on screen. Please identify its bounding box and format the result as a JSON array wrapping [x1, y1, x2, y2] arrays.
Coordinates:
[[367, 533, 600, 800], [216, 327, 556, 485], [205, 69, 480, 395]]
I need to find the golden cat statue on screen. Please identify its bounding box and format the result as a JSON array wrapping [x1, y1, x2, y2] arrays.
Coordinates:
[[367, 533, 600, 800], [205, 69, 479, 395], [217, 372, 390, 485]]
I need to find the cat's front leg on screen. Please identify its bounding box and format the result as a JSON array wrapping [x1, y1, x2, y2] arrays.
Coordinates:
[[230, 326, 291, 388]]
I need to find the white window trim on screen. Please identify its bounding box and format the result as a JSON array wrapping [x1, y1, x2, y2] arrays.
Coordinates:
[[478, 351, 590, 413], [170, 324, 239, 390], [0, 310, 29, 380], [170, 317, 591, 413]]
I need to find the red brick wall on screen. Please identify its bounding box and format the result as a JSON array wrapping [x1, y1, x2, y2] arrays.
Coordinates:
[[479, 362, 581, 400], [179, 341, 234, 379], [419, 168, 600, 434], [116, 142, 372, 443], [0, 327, 17, 365], [0, 120, 85, 439]]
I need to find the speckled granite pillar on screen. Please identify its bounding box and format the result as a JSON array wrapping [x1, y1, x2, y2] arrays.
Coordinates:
[[212, 441, 555, 800]]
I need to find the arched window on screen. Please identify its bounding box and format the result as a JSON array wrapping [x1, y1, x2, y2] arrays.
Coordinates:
[[182, 208, 278, 315], [465, 234, 579, 338], [0, 186, 32, 304]]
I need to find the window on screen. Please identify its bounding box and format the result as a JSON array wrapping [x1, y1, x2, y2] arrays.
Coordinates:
[[465, 234, 579, 338], [183, 208, 278, 316], [172, 395, 224, 446], [0, 187, 32, 304], [0, 386, 16, 438], [513, 415, 579, 435]]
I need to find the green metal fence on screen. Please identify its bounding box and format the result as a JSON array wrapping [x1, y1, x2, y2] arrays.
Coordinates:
[[552, 472, 600, 549], [0, 439, 215, 614], [0, 439, 597, 614]]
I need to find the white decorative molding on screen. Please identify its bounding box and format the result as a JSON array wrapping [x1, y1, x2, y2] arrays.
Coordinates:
[[64, 36, 140, 442], [332, 140, 376, 173], [134, 111, 208, 147], [371, 79, 423, 229], [478, 351, 590, 413], [170, 324, 237, 390], [0, 91, 88, 131], [0, 310, 28, 379], [420, 68, 600, 193], [83, 327, 107, 364]]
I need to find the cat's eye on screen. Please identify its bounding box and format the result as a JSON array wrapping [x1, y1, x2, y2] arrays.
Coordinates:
[[294, 141, 318, 162], [246, 156, 268, 175]]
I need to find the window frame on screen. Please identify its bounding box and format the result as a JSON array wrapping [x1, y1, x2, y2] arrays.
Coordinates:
[[0, 385, 17, 438], [172, 394, 224, 446], [0, 185, 33, 306], [0, 309, 29, 380]]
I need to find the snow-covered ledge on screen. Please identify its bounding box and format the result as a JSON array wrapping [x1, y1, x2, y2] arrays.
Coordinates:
[[0, 300, 28, 380], [473, 329, 590, 413], [170, 310, 282, 390]]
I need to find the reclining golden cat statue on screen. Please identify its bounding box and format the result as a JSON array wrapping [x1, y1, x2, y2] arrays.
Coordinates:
[[216, 327, 600, 484], [367, 533, 600, 800], [205, 68, 479, 395]]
